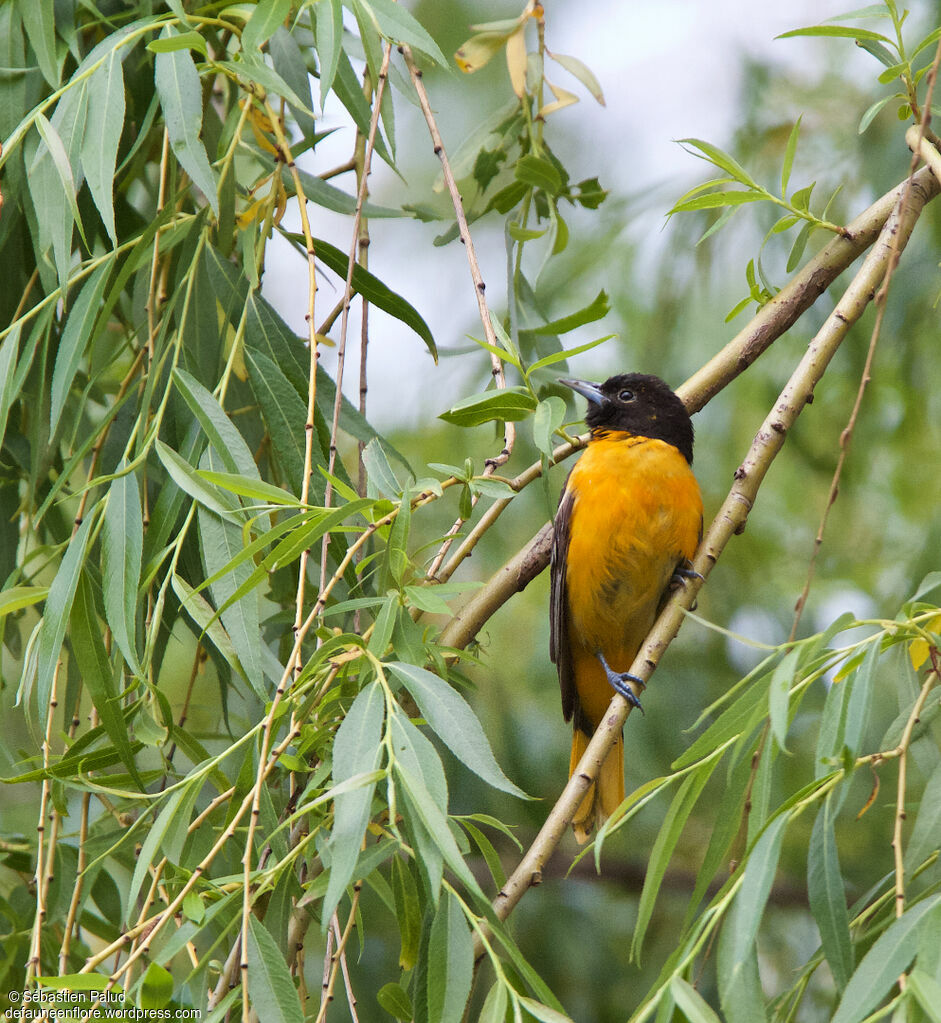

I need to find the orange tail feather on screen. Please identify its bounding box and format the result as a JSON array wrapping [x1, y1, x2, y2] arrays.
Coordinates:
[[568, 728, 625, 844]]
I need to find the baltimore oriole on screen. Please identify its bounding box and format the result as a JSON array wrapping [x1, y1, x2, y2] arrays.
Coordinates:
[[550, 374, 703, 842]]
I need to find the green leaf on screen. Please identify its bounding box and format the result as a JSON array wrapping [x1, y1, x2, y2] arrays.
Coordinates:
[[858, 94, 896, 133], [843, 636, 877, 757], [36, 511, 97, 715], [909, 970, 941, 1023], [427, 892, 474, 1023], [631, 760, 715, 961], [776, 25, 894, 43], [214, 56, 310, 116], [905, 760, 941, 873], [356, 0, 448, 67], [781, 114, 802, 195], [517, 997, 576, 1023], [377, 982, 414, 1020], [532, 396, 566, 458], [718, 814, 788, 1013], [832, 895, 941, 1023], [292, 167, 405, 219], [387, 662, 528, 798], [155, 440, 239, 518], [323, 682, 385, 923], [35, 974, 109, 992], [195, 470, 302, 507], [154, 27, 219, 215], [769, 646, 799, 752], [313, 0, 343, 105], [269, 26, 315, 139], [171, 573, 246, 681], [678, 138, 760, 188], [391, 855, 422, 969], [243, 346, 308, 497], [50, 256, 114, 436], [0, 586, 49, 618], [247, 915, 305, 1023], [362, 437, 402, 498], [17, 0, 57, 88], [523, 290, 611, 339], [101, 463, 143, 675], [69, 573, 141, 786], [438, 387, 537, 427], [332, 50, 395, 170], [515, 154, 563, 195], [670, 976, 722, 1023], [478, 983, 509, 1023], [82, 49, 125, 245], [173, 368, 259, 478], [140, 962, 173, 1011], [146, 31, 208, 57], [241, 0, 291, 54], [670, 191, 765, 213], [0, 323, 21, 451], [310, 237, 436, 359], [808, 793, 854, 990]]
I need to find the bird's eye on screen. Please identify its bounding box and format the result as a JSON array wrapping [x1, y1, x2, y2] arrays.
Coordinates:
[[618, 389, 635, 403]]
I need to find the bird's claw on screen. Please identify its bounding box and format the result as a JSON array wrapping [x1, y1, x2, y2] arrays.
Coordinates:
[[597, 653, 644, 713]]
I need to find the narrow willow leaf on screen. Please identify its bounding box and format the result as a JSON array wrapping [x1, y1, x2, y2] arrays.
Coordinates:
[[36, 512, 97, 714], [388, 662, 528, 797], [17, 0, 57, 88], [140, 962, 173, 1012], [832, 895, 941, 1023], [323, 682, 385, 924], [197, 500, 266, 698], [808, 793, 854, 990], [356, 0, 448, 66], [0, 586, 49, 617], [532, 397, 566, 459], [517, 997, 576, 1023], [35, 974, 109, 992], [172, 368, 258, 478], [391, 855, 422, 970], [781, 114, 802, 195], [171, 573, 245, 681], [671, 191, 765, 213], [241, 0, 291, 54], [243, 346, 308, 496], [677, 138, 760, 188], [313, 0, 343, 105], [101, 464, 143, 674], [377, 982, 413, 1021], [195, 470, 302, 507], [776, 25, 893, 42], [50, 256, 114, 435], [146, 31, 207, 57], [438, 387, 537, 427], [631, 760, 715, 961], [362, 438, 401, 498], [858, 94, 896, 133], [844, 634, 877, 756], [909, 970, 941, 1023], [82, 49, 125, 245], [718, 814, 788, 1010], [0, 322, 21, 451], [332, 51, 395, 169], [478, 981, 509, 1023], [769, 646, 799, 752], [311, 237, 435, 358], [154, 28, 219, 214], [292, 167, 405, 218], [246, 915, 305, 1023], [69, 573, 140, 785], [905, 760, 941, 874], [155, 440, 238, 518], [268, 26, 315, 139], [427, 893, 474, 1023], [670, 977, 722, 1023]]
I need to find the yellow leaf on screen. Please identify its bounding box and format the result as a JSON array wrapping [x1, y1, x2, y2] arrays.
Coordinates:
[[455, 31, 510, 74], [505, 25, 527, 98], [910, 611, 941, 670], [236, 197, 267, 229], [538, 77, 578, 118]]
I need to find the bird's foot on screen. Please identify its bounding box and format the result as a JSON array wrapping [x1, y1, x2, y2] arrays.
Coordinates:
[[597, 653, 644, 713], [670, 560, 704, 590]]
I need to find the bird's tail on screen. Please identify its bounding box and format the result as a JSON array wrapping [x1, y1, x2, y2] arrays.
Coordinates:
[[568, 728, 624, 844]]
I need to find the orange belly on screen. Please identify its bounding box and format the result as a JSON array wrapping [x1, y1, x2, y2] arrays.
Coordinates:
[[563, 435, 702, 730]]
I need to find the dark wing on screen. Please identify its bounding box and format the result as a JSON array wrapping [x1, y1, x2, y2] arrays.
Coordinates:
[[549, 482, 577, 722]]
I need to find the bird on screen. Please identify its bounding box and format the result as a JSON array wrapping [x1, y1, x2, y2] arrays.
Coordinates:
[[549, 373, 703, 843]]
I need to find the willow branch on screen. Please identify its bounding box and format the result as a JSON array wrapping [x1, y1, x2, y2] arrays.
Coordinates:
[[440, 163, 940, 651], [473, 158, 936, 952]]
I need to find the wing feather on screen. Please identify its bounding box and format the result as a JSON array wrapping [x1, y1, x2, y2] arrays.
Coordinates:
[[550, 482, 577, 722]]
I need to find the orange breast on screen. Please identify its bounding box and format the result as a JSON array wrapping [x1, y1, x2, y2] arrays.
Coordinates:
[[563, 435, 702, 727]]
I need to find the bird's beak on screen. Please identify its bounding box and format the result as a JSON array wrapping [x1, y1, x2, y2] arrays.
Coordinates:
[[559, 378, 605, 406]]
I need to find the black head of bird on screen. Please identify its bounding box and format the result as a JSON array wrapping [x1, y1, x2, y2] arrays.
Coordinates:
[[559, 373, 694, 464]]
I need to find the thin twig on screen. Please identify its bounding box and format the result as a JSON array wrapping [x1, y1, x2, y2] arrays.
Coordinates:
[[315, 887, 362, 1023]]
